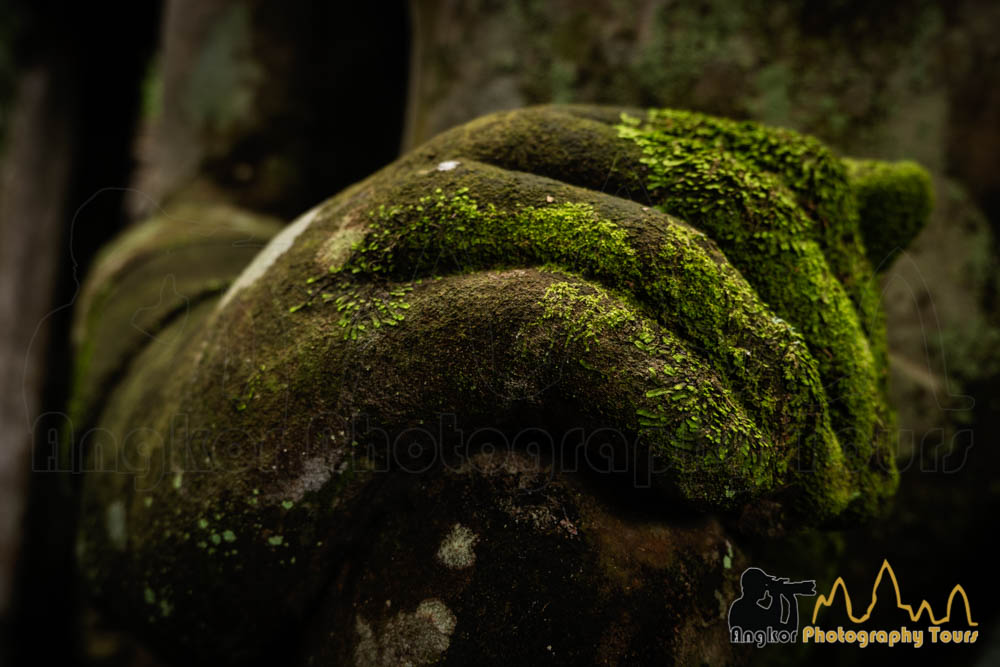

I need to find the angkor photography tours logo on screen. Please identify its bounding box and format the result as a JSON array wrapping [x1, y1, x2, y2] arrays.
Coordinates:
[[729, 560, 979, 650]]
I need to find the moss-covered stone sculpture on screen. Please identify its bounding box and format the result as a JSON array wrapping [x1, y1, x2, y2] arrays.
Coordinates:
[[71, 105, 931, 664]]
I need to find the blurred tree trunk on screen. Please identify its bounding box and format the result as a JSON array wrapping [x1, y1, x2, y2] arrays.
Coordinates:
[[128, 0, 411, 222], [406, 0, 1000, 186], [0, 2, 160, 664], [0, 54, 76, 629]]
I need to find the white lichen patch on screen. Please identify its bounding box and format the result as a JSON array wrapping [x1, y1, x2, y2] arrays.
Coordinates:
[[354, 599, 458, 666], [436, 523, 479, 569], [277, 453, 342, 503], [105, 500, 127, 551], [217, 203, 320, 309], [316, 224, 365, 271], [436, 160, 460, 171], [416, 599, 457, 636]]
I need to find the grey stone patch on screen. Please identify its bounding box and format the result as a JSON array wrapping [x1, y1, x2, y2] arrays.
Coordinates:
[[105, 500, 127, 551], [354, 599, 458, 666], [436, 523, 479, 569]]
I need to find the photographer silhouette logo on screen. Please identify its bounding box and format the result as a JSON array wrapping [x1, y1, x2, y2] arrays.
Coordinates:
[[729, 567, 817, 647]]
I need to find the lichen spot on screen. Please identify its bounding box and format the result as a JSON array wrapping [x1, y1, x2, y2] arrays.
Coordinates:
[[436, 523, 479, 569], [436, 160, 460, 171], [416, 599, 457, 637], [353, 599, 458, 666], [105, 500, 127, 550], [316, 226, 365, 272]]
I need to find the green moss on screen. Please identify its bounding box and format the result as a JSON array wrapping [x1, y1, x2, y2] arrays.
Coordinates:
[[844, 158, 933, 268], [532, 282, 637, 352], [283, 166, 855, 518], [613, 108, 919, 519], [329, 184, 807, 428], [341, 191, 636, 280], [232, 364, 268, 411], [615, 109, 879, 340], [529, 279, 768, 487]]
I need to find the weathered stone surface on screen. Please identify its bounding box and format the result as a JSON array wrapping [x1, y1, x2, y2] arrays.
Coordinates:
[[297, 449, 743, 665], [68, 201, 282, 434], [72, 105, 930, 664]]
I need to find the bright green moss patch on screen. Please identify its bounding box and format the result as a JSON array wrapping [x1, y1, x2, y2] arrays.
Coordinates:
[[518, 275, 779, 506], [614, 109, 916, 519], [341, 190, 637, 279], [329, 285, 412, 340], [533, 282, 637, 352], [312, 181, 833, 469]]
